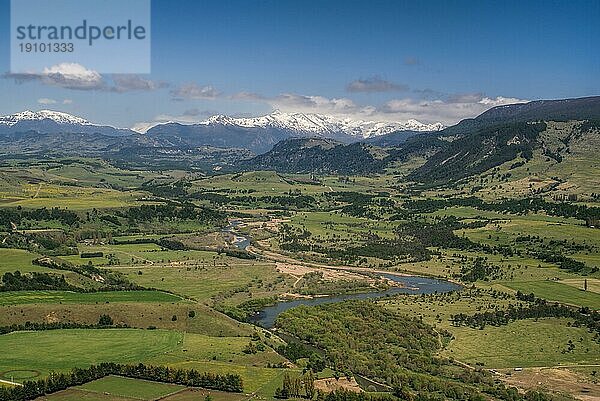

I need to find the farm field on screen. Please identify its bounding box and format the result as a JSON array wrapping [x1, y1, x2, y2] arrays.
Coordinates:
[[0, 249, 45, 274], [112, 261, 294, 305], [0, 327, 288, 394], [559, 277, 600, 293], [0, 183, 149, 210], [161, 389, 250, 401], [0, 290, 182, 306], [37, 386, 252, 401], [146, 332, 286, 367], [442, 318, 600, 368], [499, 280, 600, 309], [0, 302, 250, 337], [58, 244, 222, 268], [150, 360, 290, 395], [35, 388, 133, 400], [0, 329, 182, 381], [78, 376, 184, 400]]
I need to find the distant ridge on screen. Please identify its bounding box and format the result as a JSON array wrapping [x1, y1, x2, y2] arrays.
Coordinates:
[[476, 96, 600, 122], [446, 96, 600, 134], [145, 111, 444, 153], [0, 110, 135, 137], [145, 110, 445, 137]]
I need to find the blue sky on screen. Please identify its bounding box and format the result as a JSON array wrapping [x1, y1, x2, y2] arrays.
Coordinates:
[[0, 0, 598, 130]]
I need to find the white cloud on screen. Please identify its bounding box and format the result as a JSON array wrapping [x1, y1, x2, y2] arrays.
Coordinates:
[[270, 94, 363, 114], [132, 91, 529, 132], [265, 94, 527, 125], [171, 83, 220, 100], [37, 98, 57, 105], [5, 64, 166, 94], [41, 63, 105, 90], [111, 75, 168, 93], [259, 92, 529, 125], [38, 97, 74, 105], [230, 91, 265, 101], [131, 112, 213, 133], [379, 95, 528, 124], [346, 76, 409, 93]]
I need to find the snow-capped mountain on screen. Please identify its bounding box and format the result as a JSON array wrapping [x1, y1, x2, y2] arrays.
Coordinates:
[[144, 111, 445, 153], [0, 109, 444, 154], [0, 110, 135, 137], [188, 110, 444, 138], [0, 110, 92, 126]]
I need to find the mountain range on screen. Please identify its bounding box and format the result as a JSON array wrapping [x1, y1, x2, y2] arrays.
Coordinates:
[[239, 96, 600, 180], [143, 111, 443, 153], [145, 111, 443, 136], [0, 109, 443, 155], [0, 96, 599, 181]]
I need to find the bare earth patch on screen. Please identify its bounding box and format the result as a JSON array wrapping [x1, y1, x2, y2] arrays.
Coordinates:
[[500, 368, 600, 401], [275, 262, 368, 282], [314, 377, 362, 393]]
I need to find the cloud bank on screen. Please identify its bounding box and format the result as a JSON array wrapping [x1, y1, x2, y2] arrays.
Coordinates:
[[5, 63, 166, 93], [346, 76, 409, 93], [4, 63, 529, 128], [265, 92, 527, 125]]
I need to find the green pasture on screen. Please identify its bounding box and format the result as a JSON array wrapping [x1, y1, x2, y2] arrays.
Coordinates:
[[0, 329, 182, 381], [499, 280, 600, 309], [113, 261, 292, 303], [79, 376, 183, 400], [0, 290, 181, 306], [0, 249, 46, 274], [444, 318, 600, 368]]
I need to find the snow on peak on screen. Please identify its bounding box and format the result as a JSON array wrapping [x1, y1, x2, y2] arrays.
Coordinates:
[[199, 111, 444, 138], [205, 114, 236, 125], [0, 110, 92, 126]]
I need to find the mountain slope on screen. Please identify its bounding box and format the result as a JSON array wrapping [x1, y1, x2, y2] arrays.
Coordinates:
[[407, 122, 547, 182], [444, 96, 600, 135], [475, 96, 600, 123], [237, 138, 387, 174], [362, 130, 422, 147], [405, 97, 600, 184], [145, 123, 292, 154], [0, 110, 135, 137]]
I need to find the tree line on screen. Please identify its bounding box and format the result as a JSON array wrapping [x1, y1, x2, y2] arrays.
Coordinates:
[[451, 292, 600, 338], [0, 314, 125, 335], [33, 258, 147, 291], [403, 197, 600, 222], [0, 207, 79, 229], [0, 271, 78, 292], [0, 362, 243, 401]]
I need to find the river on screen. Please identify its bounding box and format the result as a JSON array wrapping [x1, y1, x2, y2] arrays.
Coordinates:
[[249, 274, 462, 328], [223, 220, 251, 250], [224, 220, 462, 328]]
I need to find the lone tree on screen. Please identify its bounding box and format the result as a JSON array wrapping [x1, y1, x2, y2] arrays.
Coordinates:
[[98, 314, 113, 326]]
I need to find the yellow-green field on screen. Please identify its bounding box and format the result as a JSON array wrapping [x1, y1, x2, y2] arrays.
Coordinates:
[[443, 318, 600, 368], [0, 290, 182, 306]]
